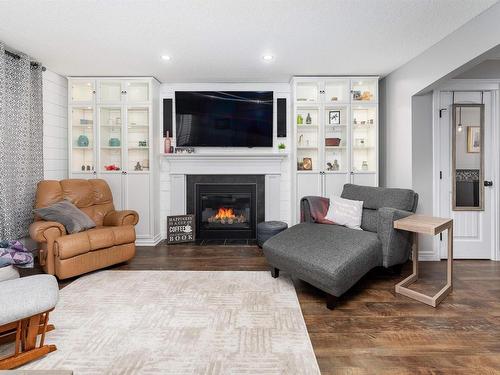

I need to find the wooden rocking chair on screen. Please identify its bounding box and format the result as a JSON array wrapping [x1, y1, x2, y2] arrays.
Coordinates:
[[0, 274, 59, 369]]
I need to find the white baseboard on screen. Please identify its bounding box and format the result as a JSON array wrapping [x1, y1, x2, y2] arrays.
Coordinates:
[[418, 253, 441, 261], [136, 233, 163, 247]]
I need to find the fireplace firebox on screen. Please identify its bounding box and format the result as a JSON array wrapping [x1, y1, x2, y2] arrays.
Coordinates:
[[198, 184, 255, 239], [186, 175, 265, 240]]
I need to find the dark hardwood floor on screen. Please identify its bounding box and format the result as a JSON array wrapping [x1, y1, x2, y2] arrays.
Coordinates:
[[26, 243, 500, 374]]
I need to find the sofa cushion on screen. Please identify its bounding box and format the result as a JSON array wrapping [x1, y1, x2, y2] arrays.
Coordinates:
[[55, 232, 91, 260], [87, 227, 115, 250], [110, 225, 136, 245], [341, 183, 418, 212], [55, 225, 136, 259], [263, 223, 382, 296], [34, 179, 116, 225], [34, 199, 96, 234]]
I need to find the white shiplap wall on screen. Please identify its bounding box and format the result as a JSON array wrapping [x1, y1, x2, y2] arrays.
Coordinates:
[[43, 70, 68, 180]]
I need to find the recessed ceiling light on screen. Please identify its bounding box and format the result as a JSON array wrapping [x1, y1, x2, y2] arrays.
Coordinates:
[[262, 54, 274, 62], [161, 55, 171, 61]]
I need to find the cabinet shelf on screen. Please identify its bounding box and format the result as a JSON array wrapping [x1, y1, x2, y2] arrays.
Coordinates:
[[297, 146, 318, 150], [293, 76, 379, 223], [69, 77, 156, 242], [296, 170, 320, 174]]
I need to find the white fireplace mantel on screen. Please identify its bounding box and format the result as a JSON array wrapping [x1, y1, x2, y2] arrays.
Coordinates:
[[161, 152, 288, 222], [161, 152, 288, 174]]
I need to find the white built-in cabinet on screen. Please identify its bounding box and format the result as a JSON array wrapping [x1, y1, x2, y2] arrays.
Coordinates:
[[292, 77, 379, 222], [68, 77, 160, 245]]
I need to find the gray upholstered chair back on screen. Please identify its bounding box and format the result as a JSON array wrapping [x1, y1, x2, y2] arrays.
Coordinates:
[[341, 184, 418, 233]]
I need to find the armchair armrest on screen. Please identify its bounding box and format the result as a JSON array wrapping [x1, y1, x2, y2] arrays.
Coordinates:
[[29, 221, 66, 243], [377, 207, 414, 268], [300, 196, 330, 223], [103, 210, 139, 227]]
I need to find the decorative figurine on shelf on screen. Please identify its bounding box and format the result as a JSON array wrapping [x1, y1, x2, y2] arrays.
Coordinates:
[[86, 165, 91, 171], [297, 114, 303, 125], [306, 113, 312, 125], [330, 96, 338, 101], [278, 143, 286, 152], [356, 138, 366, 147], [104, 164, 120, 171], [77, 135, 89, 147], [138, 140, 147, 147], [109, 138, 120, 147], [302, 157, 313, 170], [298, 134, 304, 147], [326, 159, 340, 171], [134, 162, 143, 171], [81, 165, 85, 171], [353, 118, 357, 125], [164, 131, 172, 154], [369, 119, 374, 124], [360, 91, 373, 101], [362, 161, 369, 171]]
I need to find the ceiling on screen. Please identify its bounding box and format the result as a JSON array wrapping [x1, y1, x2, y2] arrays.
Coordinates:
[[0, 0, 497, 83]]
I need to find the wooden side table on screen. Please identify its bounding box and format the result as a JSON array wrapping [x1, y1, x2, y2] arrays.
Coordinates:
[[393, 214, 453, 307]]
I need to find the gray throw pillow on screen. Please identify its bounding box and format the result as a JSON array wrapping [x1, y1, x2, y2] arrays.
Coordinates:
[[34, 200, 96, 234]]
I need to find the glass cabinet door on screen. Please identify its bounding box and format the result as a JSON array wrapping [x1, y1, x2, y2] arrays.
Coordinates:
[[71, 107, 95, 173], [296, 106, 319, 172], [351, 105, 377, 173], [99, 81, 123, 103], [126, 81, 150, 103], [324, 105, 348, 172], [324, 79, 350, 104], [351, 79, 378, 103], [70, 80, 94, 102], [296, 82, 319, 103], [99, 107, 123, 172], [127, 107, 150, 172]]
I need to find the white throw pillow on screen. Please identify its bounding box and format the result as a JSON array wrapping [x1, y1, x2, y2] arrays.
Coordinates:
[[324, 196, 364, 230]]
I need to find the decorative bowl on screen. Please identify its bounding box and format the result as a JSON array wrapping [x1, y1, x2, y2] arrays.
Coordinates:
[[325, 138, 341, 146]]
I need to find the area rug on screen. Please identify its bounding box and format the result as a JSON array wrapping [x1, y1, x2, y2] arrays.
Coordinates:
[[21, 271, 320, 374]]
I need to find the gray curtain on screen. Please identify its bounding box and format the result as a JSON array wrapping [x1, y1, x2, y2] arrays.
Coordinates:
[[0, 42, 43, 239]]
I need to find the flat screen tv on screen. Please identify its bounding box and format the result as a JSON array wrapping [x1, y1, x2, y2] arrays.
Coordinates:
[[175, 91, 273, 147]]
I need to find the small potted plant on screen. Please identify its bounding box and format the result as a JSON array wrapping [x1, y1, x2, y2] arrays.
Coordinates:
[[278, 143, 286, 152]]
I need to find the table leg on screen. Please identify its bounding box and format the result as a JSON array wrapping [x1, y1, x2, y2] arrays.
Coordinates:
[[395, 223, 453, 307], [412, 232, 418, 279]]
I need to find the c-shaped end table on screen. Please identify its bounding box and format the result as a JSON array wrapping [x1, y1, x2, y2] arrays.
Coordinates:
[[394, 214, 453, 307]]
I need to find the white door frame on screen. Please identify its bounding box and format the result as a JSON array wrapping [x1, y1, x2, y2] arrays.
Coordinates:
[[432, 79, 500, 261]]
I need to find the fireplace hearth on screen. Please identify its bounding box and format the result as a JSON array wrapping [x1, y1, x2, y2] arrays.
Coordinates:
[[186, 175, 265, 240]]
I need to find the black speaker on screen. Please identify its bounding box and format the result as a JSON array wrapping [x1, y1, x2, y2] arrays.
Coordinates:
[[277, 98, 287, 138], [163, 98, 173, 137]]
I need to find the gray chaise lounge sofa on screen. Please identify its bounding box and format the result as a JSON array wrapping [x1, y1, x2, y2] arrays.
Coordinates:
[[263, 184, 418, 309]]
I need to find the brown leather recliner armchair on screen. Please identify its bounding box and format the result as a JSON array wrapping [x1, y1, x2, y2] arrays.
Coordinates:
[[29, 179, 138, 279]]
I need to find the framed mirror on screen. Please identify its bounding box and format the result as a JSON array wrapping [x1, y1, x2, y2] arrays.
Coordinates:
[[452, 104, 484, 211]]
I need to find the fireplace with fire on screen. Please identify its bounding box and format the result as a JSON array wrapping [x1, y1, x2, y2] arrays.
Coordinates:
[[187, 175, 265, 240]]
